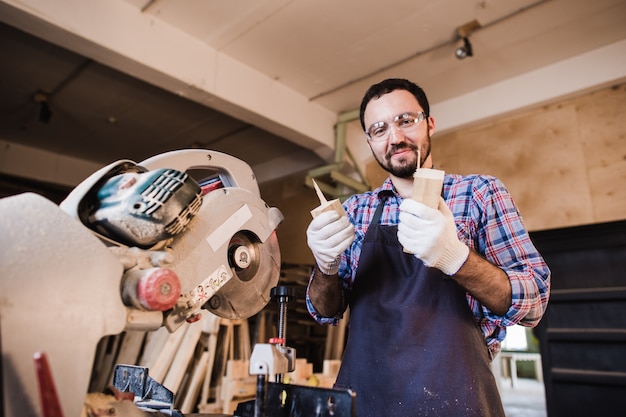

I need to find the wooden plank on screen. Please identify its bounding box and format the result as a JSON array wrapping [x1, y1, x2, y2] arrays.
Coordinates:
[[180, 350, 210, 414], [226, 360, 250, 379], [149, 325, 187, 382], [198, 318, 251, 411], [577, 83, 626, 223], [163, 312, 206, 391], [200, 314, 221, 405], [115, 330, 146, 366], [138, 325, 170, 369], [236, 319, 251, 360]]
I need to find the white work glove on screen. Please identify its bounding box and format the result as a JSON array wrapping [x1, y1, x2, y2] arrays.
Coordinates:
[[398, 197, 469, 276], [306, 210, 355, 275]]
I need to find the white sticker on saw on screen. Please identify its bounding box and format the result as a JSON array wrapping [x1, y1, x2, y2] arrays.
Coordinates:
[[206, 204, 253, 251], [192, 265, 232, 305]]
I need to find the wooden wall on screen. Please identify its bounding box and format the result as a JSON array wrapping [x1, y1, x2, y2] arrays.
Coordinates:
[[431, 82, 626, 232], [262, 82, 626, 265]]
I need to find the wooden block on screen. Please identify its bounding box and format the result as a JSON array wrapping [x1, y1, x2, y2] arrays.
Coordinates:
[[295, 358, 308, 368], [220, 376, 256, 414], [310, 198, 345, 218], [226, 360, 250, 379], [403, 168, 445, 254], [323, 359, 341, 377], [286, 359, 313, 384], [412, 168, 445, 209], [294, 359, 313, 381], [223, 376, 256, 399], [314, 374, 336, 388]]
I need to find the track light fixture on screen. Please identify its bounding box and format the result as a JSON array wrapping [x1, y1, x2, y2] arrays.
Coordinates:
[[33, 90, 52, 124], [455, 37, 473, 60], [454, 19, 480, 60]]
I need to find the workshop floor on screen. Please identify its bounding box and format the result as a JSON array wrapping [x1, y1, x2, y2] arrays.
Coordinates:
[[499, 377, 547, 417]]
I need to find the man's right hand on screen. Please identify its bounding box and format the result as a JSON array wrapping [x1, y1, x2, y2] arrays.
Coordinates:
[[306, 210, 355, 275]]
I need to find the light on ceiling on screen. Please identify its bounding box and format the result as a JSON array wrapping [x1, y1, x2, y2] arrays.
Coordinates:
[[455, 37, 473, 60], [33, 90, 52, 123]]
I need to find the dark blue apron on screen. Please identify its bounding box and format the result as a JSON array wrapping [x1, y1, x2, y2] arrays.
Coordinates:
[[334, 193, 505, 416]]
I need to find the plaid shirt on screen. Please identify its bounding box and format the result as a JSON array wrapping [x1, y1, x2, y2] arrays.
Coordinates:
[[306, 175, 551, 357]]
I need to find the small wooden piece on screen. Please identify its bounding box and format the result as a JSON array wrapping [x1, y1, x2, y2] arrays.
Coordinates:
[[220, 375, 256, 414], [403, 163, 445, 253], [310, 179, 348, 219], [323, 359, 341, 377], [310, 199, 346, 218], [412, 168, 445, 209], [287, 358, 313, 384], [226, 359, 251, 380]]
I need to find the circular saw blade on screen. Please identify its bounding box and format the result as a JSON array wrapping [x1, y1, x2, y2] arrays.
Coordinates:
[[207, 229, 281, 319], [166, 187, 282, 320]]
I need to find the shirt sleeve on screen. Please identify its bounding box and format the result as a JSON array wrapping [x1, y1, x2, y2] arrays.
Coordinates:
[[465, 176, 551, 328], [305, 289, 342, 325]]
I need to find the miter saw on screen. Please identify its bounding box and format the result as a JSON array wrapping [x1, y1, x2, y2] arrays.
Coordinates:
[[0, 148, 356, 417], [0, 149, 354, 417], [0, 149, 267, 413]]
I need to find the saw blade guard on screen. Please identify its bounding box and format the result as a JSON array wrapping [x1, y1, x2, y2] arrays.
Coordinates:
[[140, 149, 284, 322]]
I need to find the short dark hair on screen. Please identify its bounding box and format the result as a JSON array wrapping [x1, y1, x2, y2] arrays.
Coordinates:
[[359, 78, 430, 131]]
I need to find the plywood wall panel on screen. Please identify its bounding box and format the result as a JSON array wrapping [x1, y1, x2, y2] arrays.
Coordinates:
[[588, 160, 626, 223], [432, 82, 626, 231], [433, 103, 594, 230], [576, 84, 626, 223]]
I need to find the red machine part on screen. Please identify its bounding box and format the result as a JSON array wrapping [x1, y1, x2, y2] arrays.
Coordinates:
[[33, 352, 64, 417], [122, 267, 181, 311]]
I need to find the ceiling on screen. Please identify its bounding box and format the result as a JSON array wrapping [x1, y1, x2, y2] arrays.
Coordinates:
[[0, 0, 625, 187]]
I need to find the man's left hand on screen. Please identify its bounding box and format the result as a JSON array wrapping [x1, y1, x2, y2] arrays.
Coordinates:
[[398, 197, 469, 276]]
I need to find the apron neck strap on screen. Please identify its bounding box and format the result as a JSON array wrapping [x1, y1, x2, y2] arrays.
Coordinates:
[[372, 190, 394, 225]]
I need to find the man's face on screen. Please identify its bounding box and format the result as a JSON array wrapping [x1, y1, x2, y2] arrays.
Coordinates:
[[363, 89, 435, 178]]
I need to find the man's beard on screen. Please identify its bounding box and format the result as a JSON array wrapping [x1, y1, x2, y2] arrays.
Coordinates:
[[374, 137, 431, 178]]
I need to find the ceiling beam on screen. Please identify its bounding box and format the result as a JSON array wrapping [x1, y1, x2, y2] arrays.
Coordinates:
[[0, 0, 338, 160]]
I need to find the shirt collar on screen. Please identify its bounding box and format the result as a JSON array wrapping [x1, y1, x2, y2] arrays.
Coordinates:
[[376, 178, 399, 200]]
